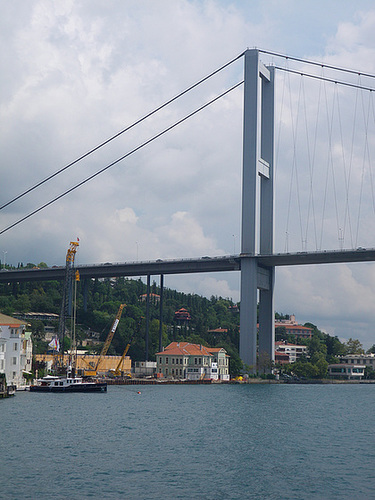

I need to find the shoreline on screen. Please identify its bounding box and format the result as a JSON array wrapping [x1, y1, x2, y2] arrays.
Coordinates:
[[104, 377, 375, 385]]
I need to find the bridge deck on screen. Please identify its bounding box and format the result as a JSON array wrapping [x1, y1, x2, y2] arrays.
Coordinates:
[[1, 248, 375, 283]]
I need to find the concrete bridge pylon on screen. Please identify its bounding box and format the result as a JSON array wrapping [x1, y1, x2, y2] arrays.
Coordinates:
[[239, 49, 275, 372]]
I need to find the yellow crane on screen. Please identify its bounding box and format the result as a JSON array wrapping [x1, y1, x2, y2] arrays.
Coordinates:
[[113, 341, 132, 377], [55, 240, 79, 372], [83, 303, 126, 377]]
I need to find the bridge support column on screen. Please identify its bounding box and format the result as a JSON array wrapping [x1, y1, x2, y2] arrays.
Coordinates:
[[240, 49, 275, 372], [83, 278, 89, 312], [159, 274, 164, 352], [239, 257, 258, 371], [145, 274, 150, 361], [258, 267, 275, 372]]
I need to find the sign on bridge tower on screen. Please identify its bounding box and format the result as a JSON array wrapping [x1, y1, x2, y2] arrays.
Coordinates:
[[240, 49, 275, 372]]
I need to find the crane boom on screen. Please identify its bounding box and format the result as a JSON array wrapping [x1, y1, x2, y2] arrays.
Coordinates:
[[83, 303, 126, 377], [96, 303, 126, 369]]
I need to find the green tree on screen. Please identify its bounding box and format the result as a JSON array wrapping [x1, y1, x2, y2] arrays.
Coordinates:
[[344, 338, 365, 354], [307, 335, 327, 358], [364, 366, 375, 379]]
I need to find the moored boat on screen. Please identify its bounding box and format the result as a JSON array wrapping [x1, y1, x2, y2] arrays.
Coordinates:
[[29, 374, 107, 393]]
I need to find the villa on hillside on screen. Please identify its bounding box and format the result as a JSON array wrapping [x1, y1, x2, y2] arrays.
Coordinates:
[[275, 341, 307, 364], [156, 342, 230, 381], [275, 314, 313, 339]]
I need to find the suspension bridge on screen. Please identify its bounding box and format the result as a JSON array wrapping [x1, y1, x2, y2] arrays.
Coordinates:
[[1, 48, 375, 370]]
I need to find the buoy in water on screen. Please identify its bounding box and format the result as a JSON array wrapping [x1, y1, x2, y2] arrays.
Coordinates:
[[137, 391, 141, 394]]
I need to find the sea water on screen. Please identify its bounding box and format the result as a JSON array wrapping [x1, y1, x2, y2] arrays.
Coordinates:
[[1, 383, 374, 499]]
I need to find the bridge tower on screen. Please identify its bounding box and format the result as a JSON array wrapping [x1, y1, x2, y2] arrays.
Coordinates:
[[240, 49, 275, 372]]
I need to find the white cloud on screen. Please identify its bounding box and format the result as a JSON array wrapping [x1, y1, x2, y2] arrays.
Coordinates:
[[115, 207, 138, 225]]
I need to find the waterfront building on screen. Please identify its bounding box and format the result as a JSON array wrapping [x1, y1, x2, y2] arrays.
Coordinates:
[[0, 313, 32, 389], [275, 341, 307, 363], [207, 347, 230, 380], [156, 342, 230, 381], [0, 337, 6, 373], [327, 364, 365, 380], [327, 353, 375, 380]]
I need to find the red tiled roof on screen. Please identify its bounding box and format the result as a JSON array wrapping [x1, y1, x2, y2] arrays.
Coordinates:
[[155, 342, 213, 357], [0, 312, 25, 327], [275, 323, 312, 331]]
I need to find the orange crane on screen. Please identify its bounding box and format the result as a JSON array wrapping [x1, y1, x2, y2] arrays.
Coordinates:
[[83, 303, 126, 377]]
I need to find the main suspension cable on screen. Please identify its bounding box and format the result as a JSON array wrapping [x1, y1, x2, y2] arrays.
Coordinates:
[[0, 51, 245, 212], [0, 81, 243, 235], [275, 66, 375, 92], [259, 48, 375, 80]]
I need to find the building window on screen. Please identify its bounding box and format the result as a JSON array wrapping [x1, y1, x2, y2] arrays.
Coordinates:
[[12, 357, 17, 365], [172, 358, 175, 365], [166, 357, 168, 364], [194, 358, 197, 364], [159, 357, 162, 364], [14, 343, 18, 351]]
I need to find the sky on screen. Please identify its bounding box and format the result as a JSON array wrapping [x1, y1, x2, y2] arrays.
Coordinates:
[[1, 0, 375, 348]]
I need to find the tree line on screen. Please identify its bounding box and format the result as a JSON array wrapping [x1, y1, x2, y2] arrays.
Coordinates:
[[0, 263, 372, 378]]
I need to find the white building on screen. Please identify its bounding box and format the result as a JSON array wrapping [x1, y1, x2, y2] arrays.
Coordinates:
[[275, 341, 307, 363], [0, 336, 6, 373], [133, 361, 157, 378], [0, 313, 33, 389]]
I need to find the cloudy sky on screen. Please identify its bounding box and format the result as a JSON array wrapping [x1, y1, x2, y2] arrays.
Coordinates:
[[2, 0, 375, 347]]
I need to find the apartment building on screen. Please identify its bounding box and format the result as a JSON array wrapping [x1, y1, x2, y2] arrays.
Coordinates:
[[275, 341, 307, 363]]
